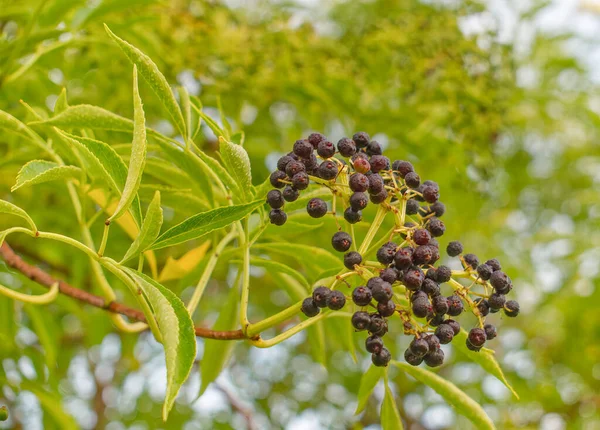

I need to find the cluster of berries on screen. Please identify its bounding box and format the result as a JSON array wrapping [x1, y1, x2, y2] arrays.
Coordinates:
[[266, 132, 520, 368]]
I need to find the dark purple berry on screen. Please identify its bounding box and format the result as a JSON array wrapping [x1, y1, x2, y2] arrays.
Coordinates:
[[488, 293, 506, 310], [436, 265, 452, 283], [422, 183, 440, 203], [410, 290, 428, 303], [270, 170, 287, 188], [318, 160, 339, 180], [337, 137, 356, 157], [352, 131, 370, 148], [475, 298, 490, 317], [424, 334, 440, 351], [380, 267, 399, 284], [409, 337, 429, 357], [485, 258, 502, 272], [463, 253, 479, 269], [277, 155, 294, 172], [343, 207, 362, 224], [285, 160, 306, 178], [350, 192, 369, 211], [427, 312, 445, 327], [394, 247, 414, 270], [365, 335, 383, 353], [349, 173, 369, 192], [392, 160, 414, 178], [490, 271, 511, 293], [404, 349, 423, 366], [317, 140, 335, 158], [477, 264, 493, 281], [366, 140, 382, 156], [413, 229, 431, 246], [446, 241, 463, 257], [427, 202, 446, 217], [432, 295, 449, 315], [301, 298, 319, 317], [371, 280, 393, 303], [307, 133, 326, 148], [327, 290, 346, 310], [444, 319, 461, 335], [267, 189, 284, 208], [331, 231, 352, 252], [344, 251, 362, 270], [404, 171, 420, 188], [369, 189, 388, 204], [405, 199, 420, 215], [412, 297, 431, 318], [424, 349, 444, 367], [412, 245, 433, 265], [403, 267, 425, 290], [377, 300, 396, 317], [269, 209, 287, 225], [282, 185, 299, 202], [293, 139, 313, 158], [312, 286, 331, 308], [352, 287, 372, 306], [291, 172, 309, 190], [422, 278, 440, 297], [446, 295, 464, 316], [466, 342, 482, 352], [372, 347, 391, 367], [376, 243, 397, 265], [369, 155, 390, 173], [435, 324, 454, 344], [484, 324, 497, 340], [427, 218, 445, 237], [351, 311, 371, 331], [367, 174, 384, 193], [504, 300, 520, 317], [468, 328, 487, 347], [306, 198, 328, 218], [368, 314, 387, 335]]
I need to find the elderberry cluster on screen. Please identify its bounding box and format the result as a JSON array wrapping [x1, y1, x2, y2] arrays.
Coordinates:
[[265, 131, 520, 368]]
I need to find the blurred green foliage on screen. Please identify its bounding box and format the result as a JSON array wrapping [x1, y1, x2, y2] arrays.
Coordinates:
[[0, 0, 599, 429]]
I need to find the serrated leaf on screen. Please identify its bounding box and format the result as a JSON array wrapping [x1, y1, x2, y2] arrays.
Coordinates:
[[149, 200, 263, 250], [453, 329, 519, 399], [121, 191, 163, 263], [0, 200, 37, 232], [109, 65, 147, 222], [104, 24, 186, 138], [199, 284, 239, 396], [219, 136, 252, 200], [158, 241, 211, 282], [124, 269, 196, 421], [392, 361, 495, 430], [54, 88, 69, 114], [381, 378, 403, 430], [355, 364, 384, 414], [55, 130, 143, 227], [31, 104, 134, 131], [11, 160, 81, 192], [178, 86, 192, 141], [252, 242, 342, 274]]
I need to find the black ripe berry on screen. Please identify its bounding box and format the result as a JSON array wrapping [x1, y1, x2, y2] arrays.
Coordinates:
[[432, 295, 449, 315], [349, 173, 369, 192], [365, 335, 383, 353], [392, 160, 414, 178], [267, 189, 284, 208], [376, 242, 397, 265], [413, 229, 431, 246], [343, 207, 362, 224], [270, 170, 287, 188], [412, 245, 433, 265], [412, 297, 431, 318], [352, 131, 370, 148], [352, 286, 373, 306], [301, 298, 319, 317], [446, 295, 464, 316], [405, 199, 420, 215], [410, 337, 429, 357], [466, 341, 482, 352], [424, 334, 441, 352], [475, 298, 490, 317], [411, 290, 428, 303], [394, 247, 414, 270], [463, 253, 479, 269], [308, 132, 326, 148], [331, 231, 352, 252], [488, 293, 506, 310], [306, 198, 328, 218], [293, 139, 313, 158], [422, 278, 440, 297], [504, 300, 520, 317], [477, 264, 493, 281], [404, 349, 424, 366], [317, 160, 339, 180], [369, 155, 390, 173], [485, 258, 502, 272], [422, 182, 440, 203], [350, 192, 369, 211], [344, 251, 362, 270], [369, 314, 388, 336], [377, 300, 396, 317], [403, 267, 425, 290], [269, 209, 287, 226], [285, 160, 305, 178], [282, 185, 299, 202], [370, 278, 393, 303], [277, 155, 294, 172], [312, 286, 331, 308], [484, 323, 497, 340], [436, 265, 452, 283], [427, 312, 445, 327], [351, 311, 371, 331], [446, 241, 463, 257], [468, 327, 487, 347], [317, 140, 336, 158], [366, 140, 382, 156], [444, 319, 461, 335], [424, 349, 444, 367], [372, 347, 391, 367], [367, 174, 384, 194], [369, 189, 388, 204], [327, 290, 346, 310], [337, 137, 357, 157], [428, 202, 446, 217], [404, 171, 421, 188], [291, 172, 309, 190], [380, 267, 399, 284], [427, 217, 445, 237], [353, 157, 371, 174], [490, 271, 511, 294], [435, 324, 454, 344]]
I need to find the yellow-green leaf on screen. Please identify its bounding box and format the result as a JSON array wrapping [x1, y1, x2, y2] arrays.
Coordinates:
[[30, 104, 133, 131], [11, 160, 81, 192], [120, 191, 163, 263], [0, 200, 36, 232], [219, 136, 252, 200], [392, 361, 495, 430], [355, 364, 384, 414], [381, 377, 403, 430], [109, 65, 147, 222]]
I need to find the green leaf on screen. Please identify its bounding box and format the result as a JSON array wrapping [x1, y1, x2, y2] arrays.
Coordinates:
[[54, 130, 143, 227], [54, 88, 69, 114], [241, 256, 310, 291], [30, 104, 134, 132], [124, 269, 196, 421], [381, 377, 404, 430], [219, 136, 252, 200], [231, 131, 245, 146], [11, 160, 81, 192], [104, 24, 187, 138], [109, 66, 147, 222], [149, 200, 263, 250], [327, 316, 357, 363], [178, 86, 192, 141], [121, 191, 163, 263], [392, 361, 495, 430], [0, 406, 6, 421], [0, 200, 37, 232], [307, 320, 327, 366], [190, 98, 225, 139], [355, 364, 384, 414], [453, 329, 519, 399], [252, 242, 342, 274], [199, 284, 239, 396]]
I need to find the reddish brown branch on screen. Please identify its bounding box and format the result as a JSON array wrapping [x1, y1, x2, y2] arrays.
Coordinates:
[[0, 242, 246, 340]]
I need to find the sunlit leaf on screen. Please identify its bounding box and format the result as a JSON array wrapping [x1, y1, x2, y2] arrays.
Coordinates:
[[121, 191, 163, 263], [355, 364, 384, 414], [381, 376, 403, 430], [11, 160, 81, 192], [0, 199, 37, 232], [219, 136, 252, 200], [158, 241, 211, 282]]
